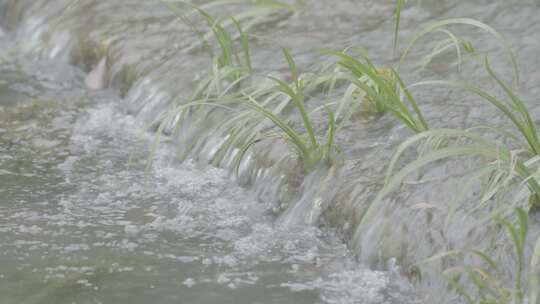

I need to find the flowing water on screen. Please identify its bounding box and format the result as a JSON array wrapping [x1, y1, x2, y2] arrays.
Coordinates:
[[2, 0, 540, 303], [0, 6, 415, 304]]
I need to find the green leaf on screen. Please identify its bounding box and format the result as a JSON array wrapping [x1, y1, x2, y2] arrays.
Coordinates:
[[400, 18, 519, 85], [471, 250, 498, 270], [393, 0, 405, 55], [268, 76, 318, 149], [282, 47, 299, 88], [530, 236, 540, 304], [231, 17, 252, 74]]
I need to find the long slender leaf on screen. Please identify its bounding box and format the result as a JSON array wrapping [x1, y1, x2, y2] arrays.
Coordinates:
[[400, 18, 519, 85]]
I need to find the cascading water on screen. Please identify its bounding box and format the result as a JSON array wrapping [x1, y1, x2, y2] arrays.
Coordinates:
[[0, 17, 417, 304], [2, 0, 540, 303]]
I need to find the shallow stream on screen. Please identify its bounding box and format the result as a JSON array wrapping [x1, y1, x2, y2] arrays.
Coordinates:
[[0, 23, 415, 304], [2, 1, 540, 303]]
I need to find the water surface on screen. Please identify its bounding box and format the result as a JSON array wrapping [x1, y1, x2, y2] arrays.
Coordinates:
[[0, 31, 415, 304]]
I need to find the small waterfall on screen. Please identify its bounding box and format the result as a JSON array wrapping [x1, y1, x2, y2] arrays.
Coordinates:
[[4, 0, 540, 302]]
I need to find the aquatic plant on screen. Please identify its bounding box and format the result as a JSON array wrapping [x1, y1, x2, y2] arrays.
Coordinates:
[[160, 0, 295, 56], [170, 4, 257, 83], [157, 3, 538, 302], [348, 56, 540, 304], [231, 48, 338, 173], [149, 4, 257, 143], [329, 48, 428, 133], [414, 208, 540, 304], [200, 58, 345, 172], [402, 19, 518, 83], [153, 4, 339, 175], [393, 0, 519, 81], [355, 58, 540, 233], [415, 59, 539, 155], [344, 3, 540, 303], [393, 0, 405, 56]]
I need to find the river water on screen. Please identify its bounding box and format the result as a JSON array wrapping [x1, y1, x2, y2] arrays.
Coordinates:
[[0, 19, 416, 304], [3, 0, 540, 303]]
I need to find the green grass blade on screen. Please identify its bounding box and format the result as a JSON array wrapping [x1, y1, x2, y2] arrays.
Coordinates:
[[330, 50, 428, 132], [414, 250, 459, 266], [191, 7, 235, 67], [400, 18, 519, 84], [393, 0, 405, 56], [268, 76, 318, 148], [158, 0, 214, 58], [232, 17, 252, 73], [432, 28, 463, 71], [530, 236, 540, 304], [324, 105, 336, 158], [498, 211, 525, 300], [356, 144, 496, 235], [391, 68, 428, 131], [469, 125, 529, 151], [412, 79, 537, 154], [243, 92, 311, 158], [515, 207, 528, 253], [484, 58, 540, 154], [471, 250, 498, 270], [499, 216, 523, 264], [282, 47, 299, 88]]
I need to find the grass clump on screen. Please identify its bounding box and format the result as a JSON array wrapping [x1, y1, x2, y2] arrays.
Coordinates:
[[160, 0, 295, 57], [151, 1, 540, 303], [353, 2, 539, 302], [148, 3, 264, 167], [154, 4, 339, 175], [232, 48, 338, 173], [414, 208, 540, 304], [322, 47, 428, 132], [400, 18, 519, 84], [394, 0, 519, 81], [357, 16, 535, 298], [354, 57, 540, 236]]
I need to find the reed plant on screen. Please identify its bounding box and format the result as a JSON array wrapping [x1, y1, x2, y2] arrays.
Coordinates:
[[231, 48, 338, 173], [155, 4, 339, 173], [160, 0, 295, 56], [153, 1, 540, 302], [414, 208, 540, 304], [148, 4, 259, 167], [201, 58, 345, 172], [356, 2, 540, 302], [394, 0, 519, 82], [328, 48, 428, 133], [355, 57, 540, 236]]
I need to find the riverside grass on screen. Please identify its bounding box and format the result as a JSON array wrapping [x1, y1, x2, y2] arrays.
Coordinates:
[[156, 1, 540, 302], [393, 0, 519, 81], [158, 1, 433, 173], [232, 48, 338, 173], [357, 1, 540, 303], [328, 49, 428, 133], [414, 208, 540, 304], [159, 0, 296, 56], [364, 59, 540, 224], [157, 3, 343, 173]]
